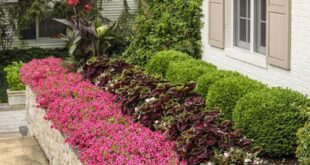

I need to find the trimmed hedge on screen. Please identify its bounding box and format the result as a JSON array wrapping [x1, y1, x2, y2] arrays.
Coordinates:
[[233, 87, 310, 157], [207, 76, 266, 120], [145, 50, 192, 77], [195, 70, 242, 97], [166, 59, 217, 84]]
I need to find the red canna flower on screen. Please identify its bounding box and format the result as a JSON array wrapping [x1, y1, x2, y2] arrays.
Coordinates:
[[67, 0, 80, 6], [83, 4, 92, 13]]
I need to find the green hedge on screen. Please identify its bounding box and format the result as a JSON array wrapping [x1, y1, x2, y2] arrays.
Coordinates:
[[233, 88, 310, 157], [166, 59, 217, 84], [123, 0, 203, 66], [0, 47, 67, 102], [145, 50, 192, 77], [206, 76, 266, 120], [195, 70, 242, 97]]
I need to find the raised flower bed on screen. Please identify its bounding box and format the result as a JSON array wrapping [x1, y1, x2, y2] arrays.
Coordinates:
[[21, 58, 182, 165]]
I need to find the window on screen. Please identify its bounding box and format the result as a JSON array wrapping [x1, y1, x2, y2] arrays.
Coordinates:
[[234, 0, 266, 54], [20, 12, 65, 40]]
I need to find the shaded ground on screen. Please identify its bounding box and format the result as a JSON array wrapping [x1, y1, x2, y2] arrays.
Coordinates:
[[0, 133, 49, 165]]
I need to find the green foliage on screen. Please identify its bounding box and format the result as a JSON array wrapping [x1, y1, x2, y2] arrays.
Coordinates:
[[195, 70, 242, 97], [4, 61, 25, 90], [233, 87, 310, 157], [296, 113, 310, 164], [145, 50, 192, 77], [207, 76, 266, 120], [166, 59, 217, 84], [123, 0, 203, 66], [0, 48, 67, 102]]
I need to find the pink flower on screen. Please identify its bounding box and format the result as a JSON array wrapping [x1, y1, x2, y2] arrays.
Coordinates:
[[20, 57, 186, 165], [67, 0, 79, 6], [83, 4, 92, 13]]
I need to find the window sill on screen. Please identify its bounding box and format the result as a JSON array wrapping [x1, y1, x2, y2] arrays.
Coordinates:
[[225, 48, 268, 69]]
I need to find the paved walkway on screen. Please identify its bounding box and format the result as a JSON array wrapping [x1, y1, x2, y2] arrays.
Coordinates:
[[0, 133, 49, 165]]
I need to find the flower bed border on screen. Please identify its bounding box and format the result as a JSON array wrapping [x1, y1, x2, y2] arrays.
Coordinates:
[[26, 86, 82, 165]]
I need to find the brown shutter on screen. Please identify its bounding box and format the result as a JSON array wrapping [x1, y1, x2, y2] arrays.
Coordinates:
[[208, 0, 225, 49], [267, 0, 291, 69]]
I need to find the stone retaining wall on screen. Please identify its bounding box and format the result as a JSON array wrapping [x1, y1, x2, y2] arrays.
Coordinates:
[[0, 104, 26, 133], [26, 86, 83, 165]]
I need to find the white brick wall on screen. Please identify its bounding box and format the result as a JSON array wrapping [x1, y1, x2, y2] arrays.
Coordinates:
[[202, 0, 310, 96], [0, 108, 26, 133]]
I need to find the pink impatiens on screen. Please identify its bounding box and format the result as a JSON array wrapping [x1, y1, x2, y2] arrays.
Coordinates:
[[20, 57, 184, 165]]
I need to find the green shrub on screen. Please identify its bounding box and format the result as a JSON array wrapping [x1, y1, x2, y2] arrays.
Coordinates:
[[195, 70, 242, 97], [4, 61, 25, 90], [296, 111, 310, 165], [145, 50, 192, 77], [166, 59, 217, 84], [233, 87, 310, 157], [207, 76, 265, 120], [123, 0, 203, 66], [0, 47, 67, 102]]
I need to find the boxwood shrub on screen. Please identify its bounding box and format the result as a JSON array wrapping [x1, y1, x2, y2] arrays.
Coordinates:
[[195, 70, 242, 97], [145, 50, 192, 77], [206, 76, 266, 120], [233, 87, 310, 157], [165, 59, 217, 84]]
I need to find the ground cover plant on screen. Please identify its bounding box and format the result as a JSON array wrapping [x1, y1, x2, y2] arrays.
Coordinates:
[[81, 57, 260, 164], [20, 57, 182, 165]]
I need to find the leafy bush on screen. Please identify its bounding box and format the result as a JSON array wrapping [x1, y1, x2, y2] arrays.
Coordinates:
[[123, 0, 203, 66], [4, 61, 25, 90], [166, 59, 217, 84], [207, 76, 265, 120], [145, 50, 192, 77], [196, 70, 242, 97], [233, 87, 310, 157], [297, 120, 310, 165]]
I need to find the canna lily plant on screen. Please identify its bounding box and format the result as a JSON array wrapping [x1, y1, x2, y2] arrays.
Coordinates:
[[54, 0, 116, 66]]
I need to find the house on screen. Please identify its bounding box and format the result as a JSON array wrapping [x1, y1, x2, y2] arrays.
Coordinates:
[[2, 0, 137, 49], [202, 0, 310, 95]]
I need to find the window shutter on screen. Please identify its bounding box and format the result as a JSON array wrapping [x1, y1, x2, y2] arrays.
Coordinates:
[[208, 0, 225, 49], [267, 0, 291, 69]]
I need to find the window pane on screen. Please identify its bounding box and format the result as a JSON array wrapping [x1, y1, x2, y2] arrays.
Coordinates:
[[20, 25, 36, 40], [240, 19, 247, 42], [234, 0, 250, 50], [261, 22, 266, 47], [240, 0, 247, 17], [254, 0, 266, 54], [261, 0, 266, 21], [39, 12, 66, 38]]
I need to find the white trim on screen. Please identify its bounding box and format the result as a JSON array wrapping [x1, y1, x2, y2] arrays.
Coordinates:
[[250, 0, 255, 52]]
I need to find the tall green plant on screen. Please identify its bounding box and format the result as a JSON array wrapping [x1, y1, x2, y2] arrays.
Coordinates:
[[123, 0, 203, 66]]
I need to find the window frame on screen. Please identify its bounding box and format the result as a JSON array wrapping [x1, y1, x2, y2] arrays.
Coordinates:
[[233, 0, 266, 55]]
